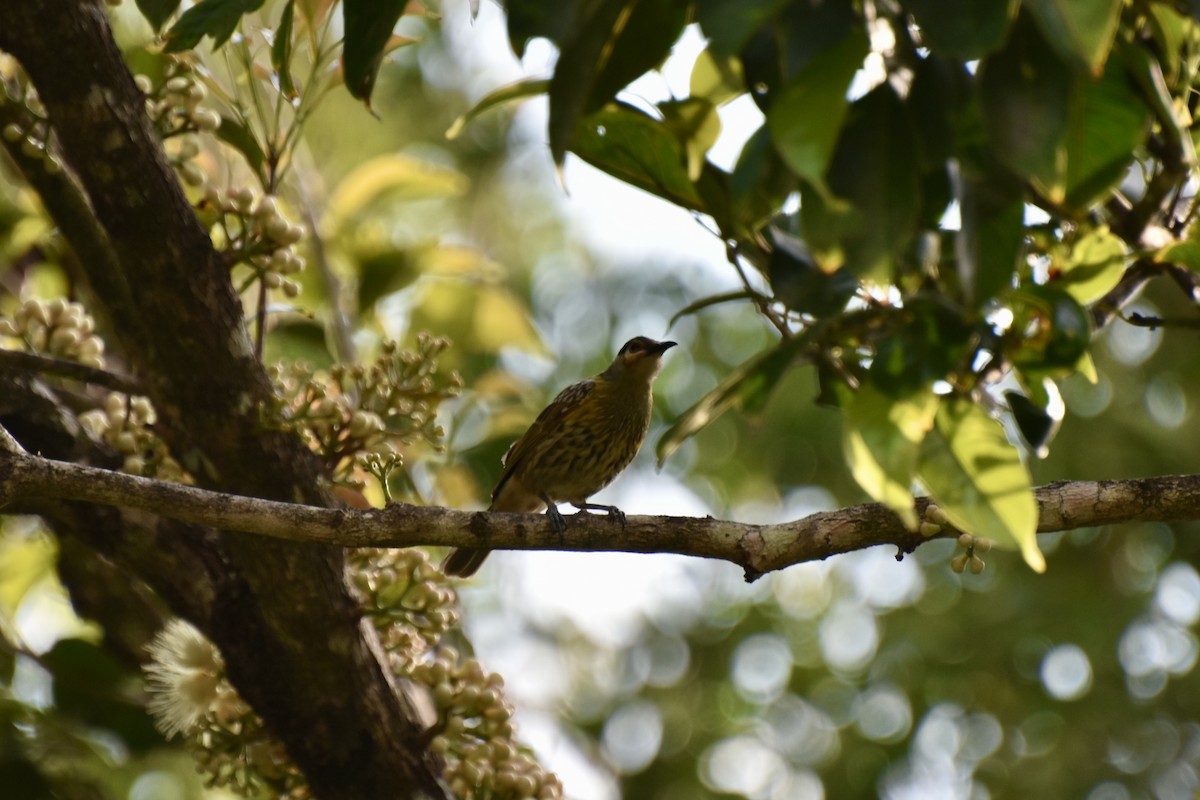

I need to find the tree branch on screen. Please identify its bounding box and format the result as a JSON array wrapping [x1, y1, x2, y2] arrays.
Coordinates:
[[4, 445, 1198, 580]]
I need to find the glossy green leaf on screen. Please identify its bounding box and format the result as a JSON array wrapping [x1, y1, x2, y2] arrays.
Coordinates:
[[979, 15, 1072, 200], [572, 105, 703, 211], [164, 0, 265, 52], [446, 78, 551, 140], [906, 0, 1016, 60], [1055, 225, 1128, 305], [136, 0, 181, 31], [657, 339, 801, 466], [844, 384, 939, 529], [271, 0, 297, 99], [800, 85, 921, 282], [341, 0, 406, 105], [1025, 0, 1122, 75], [766, 27, 869, 193], [919, 397, 1044, 572]]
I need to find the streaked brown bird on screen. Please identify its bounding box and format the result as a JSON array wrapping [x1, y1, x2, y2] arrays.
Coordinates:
[[442, 336, 677, 577]]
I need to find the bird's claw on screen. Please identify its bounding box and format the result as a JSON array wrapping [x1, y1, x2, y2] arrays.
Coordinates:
[[546, 503, 567, 543]]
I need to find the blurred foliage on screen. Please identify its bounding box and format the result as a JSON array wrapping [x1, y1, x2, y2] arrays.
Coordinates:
[[2, 0, 1200, 799]]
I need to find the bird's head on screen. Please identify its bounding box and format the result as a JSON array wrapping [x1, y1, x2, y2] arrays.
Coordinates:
[[606, 336, 677, 382]]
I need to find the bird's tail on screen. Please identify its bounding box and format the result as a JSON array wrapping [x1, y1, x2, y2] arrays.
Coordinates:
[[441, 546, 490, 578]]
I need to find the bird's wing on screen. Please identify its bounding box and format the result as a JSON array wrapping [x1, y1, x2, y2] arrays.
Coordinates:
[[491, 378, 596, 503]]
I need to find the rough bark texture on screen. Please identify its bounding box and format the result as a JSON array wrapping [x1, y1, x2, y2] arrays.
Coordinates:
[[0, 3, 445, 797], [5, 440, 1200, 581]]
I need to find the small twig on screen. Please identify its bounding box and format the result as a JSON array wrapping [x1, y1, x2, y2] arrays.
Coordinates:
[[1123, 312, 1200, 330], [0, 348, 143, 394]]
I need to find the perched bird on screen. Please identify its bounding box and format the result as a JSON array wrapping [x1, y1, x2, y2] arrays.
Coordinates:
[[442, 336, 677, 577]]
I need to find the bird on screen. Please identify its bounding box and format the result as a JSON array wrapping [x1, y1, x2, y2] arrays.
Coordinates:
[[442, 336, 677, 577]]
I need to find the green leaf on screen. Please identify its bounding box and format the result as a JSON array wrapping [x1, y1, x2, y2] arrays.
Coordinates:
[[572, 104, 703, 211], [215, 116, 267, 183], [164, 0, 266, 52], [729, 125, 797, 236], [1062, 58, 1150, 209], [341, 0, 406, 105], [870, 294, 973, 394], [446, 78, 551, 140], [659, 98, 722, 181], [1054, 225, 1128, 305], [1025, 0, 1122, 75], [506, 0, 581, 56], [1155, 240, 1200, 271], [1005, 383, 1062, 458], [272, 0, 297, 99], [800, 84, 921, 282], [547, 0, 630, 168], [953, 163, 1024, 308], [978, 14, 1072, 200], [696, 0, 789, 57], [918, 397, 1043, 572], [548, 0, 690, 168], [136, 0, 181, 31], [657, 339, 801, 466], [844, 384, 939, 529], [690, 46, 745, 107], [766, 229, 857, 316], [590, 0, 691, 113], [906, 0, 1017, 60], [766, 26, 869, 193]]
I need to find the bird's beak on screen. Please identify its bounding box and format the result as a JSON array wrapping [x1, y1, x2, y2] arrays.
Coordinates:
[[653, 340, 678, 355]]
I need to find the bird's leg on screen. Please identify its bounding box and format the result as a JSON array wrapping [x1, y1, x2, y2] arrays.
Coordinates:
[[540, 494, 567, 542], [571, 501, 627, 527]]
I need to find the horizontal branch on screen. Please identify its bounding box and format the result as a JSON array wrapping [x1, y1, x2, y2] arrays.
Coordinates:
[[3, 444, 1199, 579]]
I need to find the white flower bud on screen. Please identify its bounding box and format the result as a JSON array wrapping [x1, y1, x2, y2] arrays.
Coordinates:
[[252, 195, 279, 220], [191, 108, 221, 132], [131, 396, 156, 424], [123, 455, 146, 474], [180, 162, 206, 187], [2, 123, 22, 142], [48, 326, 81, 353], [134, 74, 154, 95]]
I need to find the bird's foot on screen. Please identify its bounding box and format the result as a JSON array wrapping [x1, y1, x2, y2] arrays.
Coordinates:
[[573, 502, 627, 527], [544, 502, 567, 542]]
